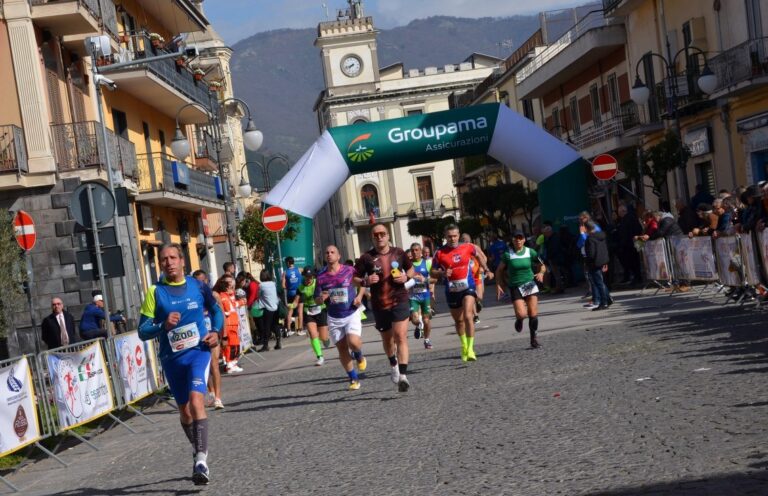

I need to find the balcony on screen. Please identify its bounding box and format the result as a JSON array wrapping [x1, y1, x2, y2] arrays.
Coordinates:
[[0, 125, 28, 174], [708, 37, 768, 99], [136, 153, 225, 212], [50, 120, 136, 177], [516, 10, 626, 99], [133, 0, 207, 34], [569, 109, 640, 158], [193, 125, 218, 171], [103, 32, 212, 123], [30, 0, 118, 52]]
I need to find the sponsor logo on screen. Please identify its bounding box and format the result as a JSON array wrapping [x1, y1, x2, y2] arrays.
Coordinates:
[[6, 365, 23, 393], [453, 254, 462, 263], [13, 405, 28, 440], [187, 301, 199, 310], [347, 133, 374, 163], [135, 345, 143, 367], [387, 117, 488, 144]]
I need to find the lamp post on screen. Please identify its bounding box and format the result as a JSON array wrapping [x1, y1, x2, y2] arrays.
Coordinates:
[[170, 97, 263, 269], [629, 42, 717, 200], [438, 193, 458, 217]]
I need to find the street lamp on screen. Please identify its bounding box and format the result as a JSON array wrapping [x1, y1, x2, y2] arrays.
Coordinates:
[[170, 97, 263, 268], [629, 43, 717, 199], [438, 193, 458, 217], [240, 153, 290, 196]]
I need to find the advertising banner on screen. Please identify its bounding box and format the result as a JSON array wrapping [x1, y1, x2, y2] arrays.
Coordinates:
[[148, 338, 166, 392], [113, 332, 155, 404], [714, 236, 742, 287], [47, 341, 115, 430], [0, 356, 42, 457], [739, 235, 762, 286], [279, 215, 314, 269], [642, 239, 671, 281], [238, 304, 253, 353], [668, 236, 718, 281], [760, 230, 768, 281]]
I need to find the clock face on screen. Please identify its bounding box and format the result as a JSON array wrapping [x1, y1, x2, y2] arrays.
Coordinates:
[[341, 55, 362, 77]]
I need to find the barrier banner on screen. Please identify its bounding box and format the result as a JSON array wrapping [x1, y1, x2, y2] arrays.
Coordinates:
[[113, 332, 155, 404], [238, 305, 253, 353], [47, 341, 114, 430], [148, 338, 166, 392], [758, 230, 768, 281], [739, 235, 761, 286], [642, 239, 671, 281], [714, 236, 742, 287], [0, 357, 42, 457], [668, 236, 717, 281]]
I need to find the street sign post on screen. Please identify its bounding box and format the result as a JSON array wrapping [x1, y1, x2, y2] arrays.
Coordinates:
[[591, 154, 619, 181], [263, 206, 288, 232], [13, 210, 36, 251]]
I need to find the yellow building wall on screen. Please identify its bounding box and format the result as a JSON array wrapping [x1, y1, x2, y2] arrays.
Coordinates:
[[0, 20, 23, 126]]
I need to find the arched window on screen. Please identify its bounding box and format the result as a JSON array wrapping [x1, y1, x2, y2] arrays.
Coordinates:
[[360, 184, 380, 217]]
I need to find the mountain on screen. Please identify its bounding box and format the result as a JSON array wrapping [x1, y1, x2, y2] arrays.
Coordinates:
[[229, 15, 539, 162]]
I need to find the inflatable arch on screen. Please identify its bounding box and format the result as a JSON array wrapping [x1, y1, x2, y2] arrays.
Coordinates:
[[265, 103, 589, 233]]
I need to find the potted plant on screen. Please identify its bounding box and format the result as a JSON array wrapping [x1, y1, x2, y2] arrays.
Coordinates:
[[148, 32, 164, 48], [193, 68, 205, 81], [176, 55, 188, 67], [208, 81, 223, 91]]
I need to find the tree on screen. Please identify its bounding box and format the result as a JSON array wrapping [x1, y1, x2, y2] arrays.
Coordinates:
[[622, 131, 691, 198], [462, 182, 539, 237], [0, 209, 26, 345], [458, 217, 483, 240], [407, 216, 456, 245], [237, 205, 301, 265]]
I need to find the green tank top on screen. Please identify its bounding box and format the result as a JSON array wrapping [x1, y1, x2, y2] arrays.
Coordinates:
[[299, 281, 325, 314], [503, 247, 537, 288]]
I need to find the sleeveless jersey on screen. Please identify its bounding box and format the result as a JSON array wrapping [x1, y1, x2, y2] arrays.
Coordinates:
[[409, 258, 432, 301], [285, 267, 301, 295]]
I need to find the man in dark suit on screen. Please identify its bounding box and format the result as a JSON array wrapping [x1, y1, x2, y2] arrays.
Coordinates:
[[41, 297, 79, 350]]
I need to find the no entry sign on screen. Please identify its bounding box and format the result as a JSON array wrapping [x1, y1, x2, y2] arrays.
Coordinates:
[[591, 154, 618, 181], [263, 206, 288, 232], [13, 210, 36, 251]]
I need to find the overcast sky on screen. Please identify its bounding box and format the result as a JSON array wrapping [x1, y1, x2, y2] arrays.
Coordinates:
[[202, 0, 589, 44]]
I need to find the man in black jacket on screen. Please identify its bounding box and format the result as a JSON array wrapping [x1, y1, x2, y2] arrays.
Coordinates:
[[41, 297, 79, 349], [584, 221, 612, 311], [616, 205, 643, 284]]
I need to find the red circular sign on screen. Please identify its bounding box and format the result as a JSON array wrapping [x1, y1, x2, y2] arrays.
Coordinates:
[[13, 210, 36, 251], [263, 206, 288, 232], [201, 208, 210, 237], [591, 154, 618, 181]]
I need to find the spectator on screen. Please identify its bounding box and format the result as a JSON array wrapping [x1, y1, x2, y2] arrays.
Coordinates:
[[640, 210, 659, 238], [222, 262, 236, 277], [738, 186, 764, 233], [616, 204, 643, 285], [542, 225, 564, 294], [79, 292, 124, 340], [690, 184, 714, 209], [583, 221, 612, 311], [257, 271, 280, 352], [41, 297, 78, 349], [486, 232, 508, 272], [690, 203, 718, 237], [675, 198, 699, 235], [645, 211, 683, 240]]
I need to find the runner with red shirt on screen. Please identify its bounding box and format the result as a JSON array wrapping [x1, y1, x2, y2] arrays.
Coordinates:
[[432, 224, 492, 361], [355, 223, 419, 392]]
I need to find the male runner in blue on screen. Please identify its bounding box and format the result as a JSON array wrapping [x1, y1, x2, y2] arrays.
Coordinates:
[[282, 257, 302, 335], [139, 244, 223, 485]]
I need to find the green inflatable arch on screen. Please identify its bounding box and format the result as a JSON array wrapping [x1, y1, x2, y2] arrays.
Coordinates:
[[265, 103, 588, 232]]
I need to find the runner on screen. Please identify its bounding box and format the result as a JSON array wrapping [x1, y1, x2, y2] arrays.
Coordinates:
[[408, 243, 433, 349], [423, 245, 437, 316], [139, 244, 223, 485], [432, 224, 493, 362], [355, 223, 416, 392], [461, 233, 489, 322], [296, 267, 329, 366], [316, 246, 367, 390], [495, 230, 547, 349], [282, 257, 302, 336], [192, 270, 223, 410]]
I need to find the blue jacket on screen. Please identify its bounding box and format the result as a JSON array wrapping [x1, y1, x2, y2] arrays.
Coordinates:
[[79, 303, 122, 336]]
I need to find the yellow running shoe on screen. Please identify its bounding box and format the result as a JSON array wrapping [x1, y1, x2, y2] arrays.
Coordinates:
[[348, 380, 361, 391], [357, 357, 367, 372], [466, 348, 477, 361]]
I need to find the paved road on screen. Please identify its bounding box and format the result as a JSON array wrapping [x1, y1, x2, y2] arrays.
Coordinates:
[[6, 286, 768, 495]]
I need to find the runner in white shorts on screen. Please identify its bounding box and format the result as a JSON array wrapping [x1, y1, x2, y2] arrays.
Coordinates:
[[315, 245, 367, 390]]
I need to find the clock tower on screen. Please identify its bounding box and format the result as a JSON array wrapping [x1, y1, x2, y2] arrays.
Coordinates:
[[315, 0, 380, 89]]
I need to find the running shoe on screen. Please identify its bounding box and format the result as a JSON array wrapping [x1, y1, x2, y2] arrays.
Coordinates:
[[424, 339, 433, 349], [297, 329, 307, 336], [286, 330, 296, 337], [192, 461, 210, 485], [466, 348, 477, 361], [476, 300, 483, 314], [205, 392, 215, 407], [461, 347, 468, 362], [214, 399, 224, 410], [414, 326, 421, 339], [315, 356, 325, 366], [229, 363, 244, 372], [348, 380, 361, 391], [584, 303, 599, 310], [514, 320, 524, 333], [530, 337, 541, 349], [322, 339, 331, 349], [357, 356, 367, 372], [473, 315, 480, 324], [591, 305, 606, 311], [398, 375, 410, 392], [390, 365, 400, 384]]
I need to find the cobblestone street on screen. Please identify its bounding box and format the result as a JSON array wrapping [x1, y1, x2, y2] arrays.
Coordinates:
[[6, 289, 768, 495]]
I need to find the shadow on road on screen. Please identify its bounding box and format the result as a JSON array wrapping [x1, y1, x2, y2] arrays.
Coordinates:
[[56, 476, 198, 496], [584, 468, 768, 495]]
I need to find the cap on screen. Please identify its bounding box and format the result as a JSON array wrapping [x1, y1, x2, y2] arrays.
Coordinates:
[[93, 294, 103, 302], [512, 230, 525, 238], [302, 267, 316, 277]]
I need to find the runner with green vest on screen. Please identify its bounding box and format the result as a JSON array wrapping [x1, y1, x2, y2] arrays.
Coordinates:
[[296, 267, 329, 366], [408, 243, 434, 349], [495, 230, 547, 349]]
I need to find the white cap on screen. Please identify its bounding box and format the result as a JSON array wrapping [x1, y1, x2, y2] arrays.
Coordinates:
[[93, 294, 103, 302]]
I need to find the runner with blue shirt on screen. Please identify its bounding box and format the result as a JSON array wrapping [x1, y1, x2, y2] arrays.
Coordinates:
[[138, 244, 223, 485], [282, 257, 302, 335], [408, 243, 433, 349]]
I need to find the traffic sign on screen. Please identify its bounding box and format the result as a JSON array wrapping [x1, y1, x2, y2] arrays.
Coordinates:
[[201, 208, 210, 237], [69, 182, 115, 227], [591, 154, 619, 181], [263, 206, 288, 232], [13, 210, 36, 251]]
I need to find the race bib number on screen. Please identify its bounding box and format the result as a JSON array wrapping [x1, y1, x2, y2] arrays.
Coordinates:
[[518, 281, 539, 297], [329, 288, 348, 304], [306, 305, 321, 316], [413, 281, 428, 293], [448, 280, 469, 292], [167, 322, 200, 352]]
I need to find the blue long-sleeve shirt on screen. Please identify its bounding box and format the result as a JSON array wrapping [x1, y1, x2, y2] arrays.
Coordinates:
[[576, 224, 602, 251], [79, 303, 122, 336]]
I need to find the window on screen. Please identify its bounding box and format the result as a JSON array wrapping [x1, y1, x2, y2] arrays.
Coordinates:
[[522, 99, 535, 121], [590, 84, 601, 127], [695, 161, 715, 196], [351, 118, 367, 125], [569, 96, 580, 135], [551, 106, 561, 137], [641, 52, 659, 122], [416, 175, 434, 211], [360, 184, 380, 217], [112, 109, 128, 138], [407, 109, 423, 116], [607, 73, 620, 116]]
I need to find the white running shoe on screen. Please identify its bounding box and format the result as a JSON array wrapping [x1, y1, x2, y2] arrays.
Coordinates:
[[398, 375, 410, 392], [584, 303, 599, 310], [192, 460, 210, 485], [286, 330, 296, 337], [297, 329, 307, 336], [205, 392, 215, 407], [390, 365, 400, 384], [315, 356, 325, 366], [214, 398, 224, 410]]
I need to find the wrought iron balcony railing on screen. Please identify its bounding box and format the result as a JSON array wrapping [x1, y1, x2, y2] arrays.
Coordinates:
[[50, 120, 136, 176], [708, 36, 768, 94], [136, 153, 224, 203], [0, 125, 28, 173], [30, 0, 118, 39]]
